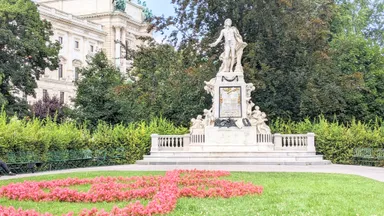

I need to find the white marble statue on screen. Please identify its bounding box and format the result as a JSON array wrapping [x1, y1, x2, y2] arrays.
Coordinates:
[[247, 100, 255, 117], [246, 83, 255, 99], [209, 18, 247, 73], [203, 108, 215, 126], [204, 78, 215, 97], [255, 113, 271, 134], [191, 115, 205, 129], [249, 106, 271, 134]]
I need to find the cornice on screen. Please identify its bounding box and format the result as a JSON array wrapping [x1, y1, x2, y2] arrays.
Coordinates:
[[38, 5, 107, 36], [80, 12, 147, 27]]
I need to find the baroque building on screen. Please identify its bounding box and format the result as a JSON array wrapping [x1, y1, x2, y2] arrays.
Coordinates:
[[29, 0, 151, 105]]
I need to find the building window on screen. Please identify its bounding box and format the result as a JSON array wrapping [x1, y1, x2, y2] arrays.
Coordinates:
[[90, 45, 94, 52], [58, 64, 63, 79], [74, 41, 79, 49], [60, 92, 65, 104], [43, 89, 48, 98], [58, 36, 63, 44], [75, 67, 79, 81]]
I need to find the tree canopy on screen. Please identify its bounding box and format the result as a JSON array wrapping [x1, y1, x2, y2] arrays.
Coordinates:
[[142, 0, 384, 123], [72, 52, 123, 127], [0, 0, 60, 115]]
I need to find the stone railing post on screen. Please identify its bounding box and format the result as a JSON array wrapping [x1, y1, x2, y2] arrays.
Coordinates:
[[183, 134, 190, 151], [307, 133, 316, 152], [274, 133, 282, 150], [150, 134, 159, 152]]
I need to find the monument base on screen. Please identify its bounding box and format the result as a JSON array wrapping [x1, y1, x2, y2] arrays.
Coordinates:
[[188, 144, 275, 152], [205, 126, 257, 145]]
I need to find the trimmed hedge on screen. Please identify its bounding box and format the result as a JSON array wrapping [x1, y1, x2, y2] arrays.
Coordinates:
[[271, 117, 384, 164], [0, 110, 187, 164], [1, 108, 383, 165]]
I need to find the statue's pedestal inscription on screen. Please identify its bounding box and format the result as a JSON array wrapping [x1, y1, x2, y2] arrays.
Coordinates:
[[219, 87, 242, 118]]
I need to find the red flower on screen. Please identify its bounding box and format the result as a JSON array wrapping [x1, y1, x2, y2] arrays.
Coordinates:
[[0, 170, 263, 215]]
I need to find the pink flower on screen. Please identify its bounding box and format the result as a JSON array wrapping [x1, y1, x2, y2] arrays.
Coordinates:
[[0, 170, 263, 215]]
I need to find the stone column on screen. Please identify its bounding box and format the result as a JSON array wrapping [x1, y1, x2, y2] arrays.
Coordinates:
[[307, 133, 316, 152], [67, 32, 73, 79], [83, 36, 88, 62], [183, 134, 191, 151], [121, 27, 126, 73], [273, 133, 282, 150], [114, 26, 121, 68], [151, 134, 159, 152]]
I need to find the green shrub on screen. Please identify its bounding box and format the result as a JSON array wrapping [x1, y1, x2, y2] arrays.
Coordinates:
[[271, 116, 384, 164], [0, 109, 187, 165], [3, 106, 383, 165]]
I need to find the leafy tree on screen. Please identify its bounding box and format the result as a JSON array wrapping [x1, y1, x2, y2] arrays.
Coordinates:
[[117, 43, 212, 126], [329, 0, 384, 121], [72, 52, 123, 127], [151, 0, 345, 121], [30, 93, 66, 121], [0, 0, 60, 115]]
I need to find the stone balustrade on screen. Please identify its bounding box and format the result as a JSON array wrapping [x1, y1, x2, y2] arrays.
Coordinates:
[[273, 133, 315, 152], [190, 129, 205, 144], [151, 132, 316, 152], [151, 134, 190, 151], [256, 134, 272, 143]]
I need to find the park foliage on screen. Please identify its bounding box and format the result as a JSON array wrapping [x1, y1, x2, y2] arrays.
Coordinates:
[[0, 108, 384, 164], [0, 0, 60, 116], [0, 109, 187, 164], [0, 0, 384, 165]]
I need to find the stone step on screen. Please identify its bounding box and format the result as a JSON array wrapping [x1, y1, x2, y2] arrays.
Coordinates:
[[149, 151, 317, 157], [144, 154, 323, 158], [136, 160, 332, 166], [140, 156, 325, 162]]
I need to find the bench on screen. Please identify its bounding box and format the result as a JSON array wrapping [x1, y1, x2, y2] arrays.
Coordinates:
[[353, 148, 384, 166], [1, 147, 128, 173], [44, 149, 93, 170], [106, 147, 126, 165], [2, 151, 42, 174]]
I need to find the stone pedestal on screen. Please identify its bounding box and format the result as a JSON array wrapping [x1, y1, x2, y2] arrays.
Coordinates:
[[205, 126, 256, 145], [188, 71, 274, 152]]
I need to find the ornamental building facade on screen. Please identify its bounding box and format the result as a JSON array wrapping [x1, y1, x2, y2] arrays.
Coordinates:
[[29, 0, 151, 105]]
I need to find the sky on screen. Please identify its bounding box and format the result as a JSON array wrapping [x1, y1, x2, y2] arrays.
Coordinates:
[[136, 0, 176, 42], [143, 0, 175, 17]]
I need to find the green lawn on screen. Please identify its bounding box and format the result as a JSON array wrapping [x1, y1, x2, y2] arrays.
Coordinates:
[[0, 171, 383, 215]]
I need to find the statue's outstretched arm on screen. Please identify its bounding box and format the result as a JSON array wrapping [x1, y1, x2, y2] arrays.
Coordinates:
[[209, 30, 224, 47]]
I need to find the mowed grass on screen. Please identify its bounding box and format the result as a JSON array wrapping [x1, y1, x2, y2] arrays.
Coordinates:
[[0, 171, 383, 215]]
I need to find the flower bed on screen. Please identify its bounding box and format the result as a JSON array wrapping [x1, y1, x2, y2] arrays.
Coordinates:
[[0, 170, 263, 215]]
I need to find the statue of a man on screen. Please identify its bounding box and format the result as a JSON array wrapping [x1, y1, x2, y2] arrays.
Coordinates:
[[209, 19, 247, 73], [114, 0, 126, 12]]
